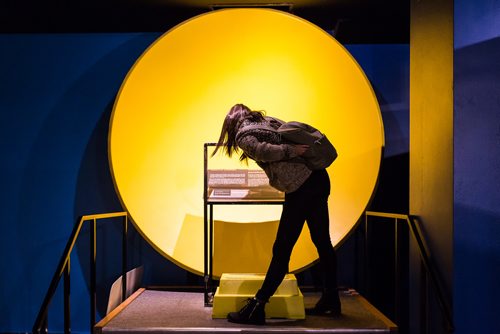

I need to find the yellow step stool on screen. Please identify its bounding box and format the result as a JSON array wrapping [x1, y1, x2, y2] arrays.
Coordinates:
[[212, 273, 305, 319]]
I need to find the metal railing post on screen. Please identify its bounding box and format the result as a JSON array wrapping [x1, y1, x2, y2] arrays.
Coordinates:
[[33, 212, 129, 334], [122, 215, 128, 302], [394, 218, 400, 326], [32, 215, 85, 334], [364, 213, 370, 297], [420, 259, 428, 334], [41, 317, 48, 334], [64, 258, 71, 334], [408, 216, 454, 332], [90, 218, 97, 332], [364, 211, 454, 333], [208, 203, 214, 303]]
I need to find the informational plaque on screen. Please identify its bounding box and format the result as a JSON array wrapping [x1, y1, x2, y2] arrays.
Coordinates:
[[207, 169, 284, 201]]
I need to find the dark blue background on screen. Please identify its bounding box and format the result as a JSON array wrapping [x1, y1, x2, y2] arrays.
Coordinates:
[[0, 32, 409, 333]]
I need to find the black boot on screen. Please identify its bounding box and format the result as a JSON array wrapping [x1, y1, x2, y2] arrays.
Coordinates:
[[227, 297, 266, 325], [305, 292, 341, 317]]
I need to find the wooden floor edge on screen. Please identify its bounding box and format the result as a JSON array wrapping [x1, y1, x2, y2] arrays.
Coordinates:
[[355, 294, 398, 332], [93, 287, 146, 334]]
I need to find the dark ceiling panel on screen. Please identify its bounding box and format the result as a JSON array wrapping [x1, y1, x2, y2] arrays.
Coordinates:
[[0, 0, 409, 43]]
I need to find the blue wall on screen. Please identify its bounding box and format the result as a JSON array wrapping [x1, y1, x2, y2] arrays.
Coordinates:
[[454, 1, 500, 333], [0, 32, 186, 333], [0, 32, 409, 333], [454, 0, 500, 49]]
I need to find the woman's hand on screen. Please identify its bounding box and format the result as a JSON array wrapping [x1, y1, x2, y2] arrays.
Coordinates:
[[294, 144, 310, 156]]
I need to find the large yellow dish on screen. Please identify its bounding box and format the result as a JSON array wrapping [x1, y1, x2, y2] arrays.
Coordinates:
[[109, 8, 384, 277]]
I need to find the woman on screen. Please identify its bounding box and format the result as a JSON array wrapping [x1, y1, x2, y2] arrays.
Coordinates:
[[212, 104, 341, 325]]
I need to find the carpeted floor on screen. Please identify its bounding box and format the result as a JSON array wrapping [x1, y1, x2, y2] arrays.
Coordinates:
[[96, 289, 397, 333]]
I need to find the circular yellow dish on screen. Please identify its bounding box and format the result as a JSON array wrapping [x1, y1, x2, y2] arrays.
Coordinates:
[[109, 8, 384, 277]]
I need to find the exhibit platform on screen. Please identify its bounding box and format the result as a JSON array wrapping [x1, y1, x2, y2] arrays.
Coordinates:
[[95, 287, 397, 333]]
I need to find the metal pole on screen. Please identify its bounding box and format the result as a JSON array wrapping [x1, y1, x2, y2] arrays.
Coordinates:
[[420, 259, 428, 334], [204, 204, 209, 306], [90, 219, 97, 332], [64, 258, 71, 334], [122, 215, 128, 302], [208, 203, 214, 305], [364, 213, 370, 296], [33, 216, 85, 334], [394, 218, 400, 325], [41, 317, 48, 334], [204, 144, 209, 306]]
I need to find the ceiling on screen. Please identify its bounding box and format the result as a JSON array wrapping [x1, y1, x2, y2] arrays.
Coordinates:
[[0, 0, 409, 43]]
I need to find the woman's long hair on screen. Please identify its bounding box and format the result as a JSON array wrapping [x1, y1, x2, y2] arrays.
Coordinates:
[[212, 104, 265, 161]]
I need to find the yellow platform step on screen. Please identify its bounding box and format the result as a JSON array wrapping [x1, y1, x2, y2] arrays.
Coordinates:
[[212, 273, 305, 319], [217, 273, 299, 295]]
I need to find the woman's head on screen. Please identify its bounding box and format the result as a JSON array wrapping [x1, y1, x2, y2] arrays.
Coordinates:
[[227, 103, 252, 120], [212, 104, 265, 160]]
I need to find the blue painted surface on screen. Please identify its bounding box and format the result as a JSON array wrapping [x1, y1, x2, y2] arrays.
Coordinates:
[[347, 44, 410, 158], [0, 32, 168, 333], [0, 32, 408, 333], [454, 0, 500, 49], [454, 1, 500, 328]]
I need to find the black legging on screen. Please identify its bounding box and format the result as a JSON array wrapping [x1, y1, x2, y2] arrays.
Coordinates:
[[255, 169, 338, 301]]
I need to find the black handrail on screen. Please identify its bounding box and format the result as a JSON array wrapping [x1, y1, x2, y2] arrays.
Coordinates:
[[32, 212, 128, 334], [365, 211, 454, 333], [407, 215, 454, 333]]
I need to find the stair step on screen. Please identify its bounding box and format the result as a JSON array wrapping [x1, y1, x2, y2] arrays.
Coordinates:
[[217, 273, 299, 295], [212, 290, 305, 319], [212, 273, 305, 319]]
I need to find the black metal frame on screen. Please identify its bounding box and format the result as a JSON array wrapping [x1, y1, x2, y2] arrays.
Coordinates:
[[32, 212, 128, 334], [203, 143, 283, 306], [364, 211, 454, 333]]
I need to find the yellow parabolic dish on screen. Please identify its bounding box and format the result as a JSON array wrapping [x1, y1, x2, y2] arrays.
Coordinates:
[[109, 8, 384, 277]]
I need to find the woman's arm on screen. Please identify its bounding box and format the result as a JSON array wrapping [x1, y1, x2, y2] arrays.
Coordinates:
[[237, 134, 307, 162]]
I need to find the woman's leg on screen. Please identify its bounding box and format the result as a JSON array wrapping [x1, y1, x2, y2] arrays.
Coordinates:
[[305, 170, 341, 314], [255, 190, 308, 301], [306, 198, 340, 304], [227, 179, 309, 325]]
